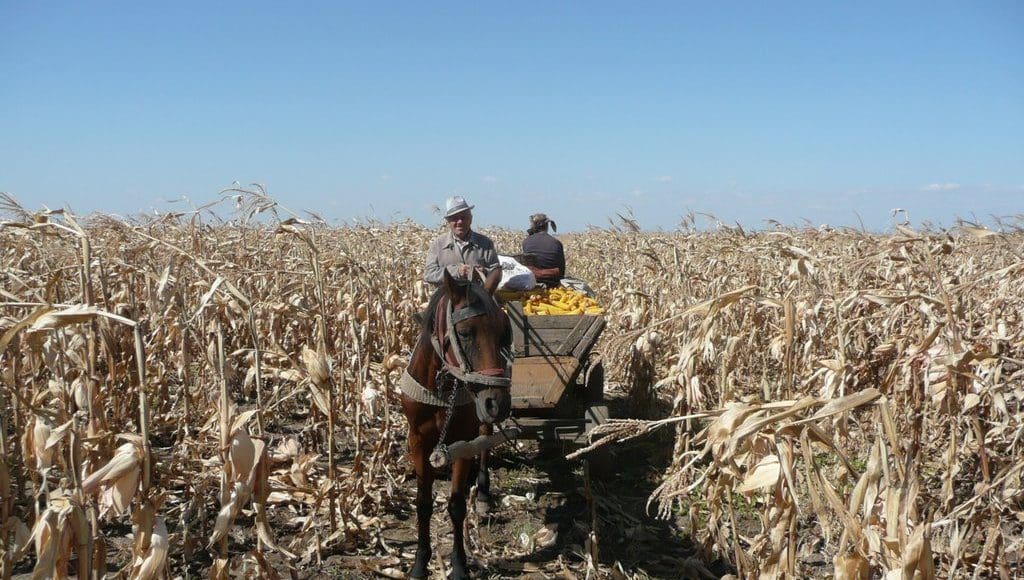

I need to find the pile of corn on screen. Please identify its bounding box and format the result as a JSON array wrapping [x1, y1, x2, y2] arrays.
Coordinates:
[[522, 287, 604, 316]]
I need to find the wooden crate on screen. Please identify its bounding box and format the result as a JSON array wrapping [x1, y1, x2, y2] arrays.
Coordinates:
[[510, 356, 581, 409], [505, 301, 605, 409], [505, 302, 605, 358]]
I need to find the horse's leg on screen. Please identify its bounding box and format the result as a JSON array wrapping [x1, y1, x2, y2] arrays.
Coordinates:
[[475, 423, 493, 515], [448, 456, 473, 580], [410, 434, 435, 579]]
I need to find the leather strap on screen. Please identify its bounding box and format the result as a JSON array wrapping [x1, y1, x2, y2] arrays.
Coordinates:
[[398, 369, 473, 407]]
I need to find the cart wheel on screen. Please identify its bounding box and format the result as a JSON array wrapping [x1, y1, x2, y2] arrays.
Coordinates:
[[584, 361, 604, 403], [586, 449, 612, 479], [584, 402, 612, 478]]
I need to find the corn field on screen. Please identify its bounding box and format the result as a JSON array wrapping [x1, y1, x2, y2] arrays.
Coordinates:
[[1, 190, 1022, 579]]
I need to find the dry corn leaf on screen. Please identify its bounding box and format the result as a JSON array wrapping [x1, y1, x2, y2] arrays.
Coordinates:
[[229, 426, 256, 483], [834, 552, 869, 580], [82, 439, 143, 516], [43, 419, 74, 451], [29, 304, 100, 330], [737, 454, 781, 493], [898, 522, 935, 580], [130, 517, 168, 580], [30, 415, 56, 472], [301, 345, 331, 387]]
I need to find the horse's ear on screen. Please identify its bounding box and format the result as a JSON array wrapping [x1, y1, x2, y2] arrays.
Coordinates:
[[442, 269, 468, 303], [483, 267, 501, 295]]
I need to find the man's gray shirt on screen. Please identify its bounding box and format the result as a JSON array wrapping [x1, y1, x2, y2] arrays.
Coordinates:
[[423, 230, 500, 285]]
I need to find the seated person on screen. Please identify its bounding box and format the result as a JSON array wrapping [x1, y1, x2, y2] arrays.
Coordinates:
[[521, 213, 565, 287], [424, 195, 499, 286]]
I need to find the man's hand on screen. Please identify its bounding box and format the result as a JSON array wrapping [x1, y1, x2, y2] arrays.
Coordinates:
[[457, 264, 471, 278]]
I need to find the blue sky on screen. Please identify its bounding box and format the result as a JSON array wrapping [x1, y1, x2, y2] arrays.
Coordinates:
[[2, 1, 1022, 231]]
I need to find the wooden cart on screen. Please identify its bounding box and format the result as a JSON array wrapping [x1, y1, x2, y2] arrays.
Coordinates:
[[503, 301, 609, 467]]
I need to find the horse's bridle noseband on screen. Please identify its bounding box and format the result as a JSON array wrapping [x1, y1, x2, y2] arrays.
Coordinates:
[[431, 295, 512, 393]]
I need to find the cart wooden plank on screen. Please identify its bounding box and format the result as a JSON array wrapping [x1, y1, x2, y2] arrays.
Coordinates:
[[507, 301, 527, 356], [519, 316, 581, 329], [525, 328, 579, 355], [510, 355, 581, 408], [528, 319, 598, 355], [557, 316, 600, 355], [572, 316, 606, 360], [510, 312, 602, 357], [503, 297, 606, 356]]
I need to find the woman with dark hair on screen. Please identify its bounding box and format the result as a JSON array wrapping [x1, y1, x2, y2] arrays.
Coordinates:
[[521, 213, 565, 287]]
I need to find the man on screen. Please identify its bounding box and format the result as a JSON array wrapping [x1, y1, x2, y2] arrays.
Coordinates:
[[423, 196, 500, 285], [521, 213, 565, 287]]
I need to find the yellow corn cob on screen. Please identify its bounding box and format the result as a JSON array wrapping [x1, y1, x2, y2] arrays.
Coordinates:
[[518, 287, 603, 316]]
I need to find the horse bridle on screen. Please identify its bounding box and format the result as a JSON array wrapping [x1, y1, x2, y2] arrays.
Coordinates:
[[430, 294, 512, 393], [426, 291, 516, 469]]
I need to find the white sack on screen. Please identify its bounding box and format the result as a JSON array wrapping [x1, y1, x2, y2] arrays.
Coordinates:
[[498, 255, 536, 290]]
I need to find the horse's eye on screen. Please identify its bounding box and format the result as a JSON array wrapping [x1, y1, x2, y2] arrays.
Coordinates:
[[456, 326, 473, 339]]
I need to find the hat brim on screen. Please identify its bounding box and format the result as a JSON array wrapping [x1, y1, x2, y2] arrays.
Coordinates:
[[445, 205, 474, 218]]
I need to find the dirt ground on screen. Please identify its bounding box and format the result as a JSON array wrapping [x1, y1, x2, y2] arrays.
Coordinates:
[[308, 393, 733, 580], [8, 392, 826, 580]]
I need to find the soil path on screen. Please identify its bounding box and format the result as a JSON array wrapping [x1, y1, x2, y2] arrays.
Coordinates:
[[318, 395, 730, 579]]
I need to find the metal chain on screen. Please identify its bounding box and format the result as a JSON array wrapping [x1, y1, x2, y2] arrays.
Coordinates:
[[433, 371, 462, 460], [430, 293, 515, 465]]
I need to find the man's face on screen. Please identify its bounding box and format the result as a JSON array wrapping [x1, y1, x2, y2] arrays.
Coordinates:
[[446, 210, 472, 239]]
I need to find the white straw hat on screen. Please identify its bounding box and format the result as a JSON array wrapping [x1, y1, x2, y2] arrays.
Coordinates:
[[444, 196, 474, 218]]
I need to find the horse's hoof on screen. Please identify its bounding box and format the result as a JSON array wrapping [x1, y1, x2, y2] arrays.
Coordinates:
[[449, 561, 470, 580], [409, 553, 430, 579]]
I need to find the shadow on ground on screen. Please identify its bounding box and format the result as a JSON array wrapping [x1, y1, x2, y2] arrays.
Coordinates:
[[472, 393, 732, 579]]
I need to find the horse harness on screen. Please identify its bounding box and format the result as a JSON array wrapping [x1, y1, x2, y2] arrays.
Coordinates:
[[400, 290, 516, 468], [399, 293, 512, 408]]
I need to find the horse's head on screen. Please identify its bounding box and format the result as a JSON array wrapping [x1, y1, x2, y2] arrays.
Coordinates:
[[438, 268, 512, 424]]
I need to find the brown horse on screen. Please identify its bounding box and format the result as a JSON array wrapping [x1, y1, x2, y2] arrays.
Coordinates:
[[401, 268, 512, 580]]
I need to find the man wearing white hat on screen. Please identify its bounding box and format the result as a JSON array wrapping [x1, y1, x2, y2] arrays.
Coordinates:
[[423, 196, 500, 285]]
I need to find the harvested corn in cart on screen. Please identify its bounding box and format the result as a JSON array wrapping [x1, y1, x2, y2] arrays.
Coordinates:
[[498, 287, 604, 315]]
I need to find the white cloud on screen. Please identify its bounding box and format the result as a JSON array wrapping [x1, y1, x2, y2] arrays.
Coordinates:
[[655, 175, 673, 183], [380, 174, 391, 181], [482, 176, 498, 183], [923, 182, 960, 191]]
